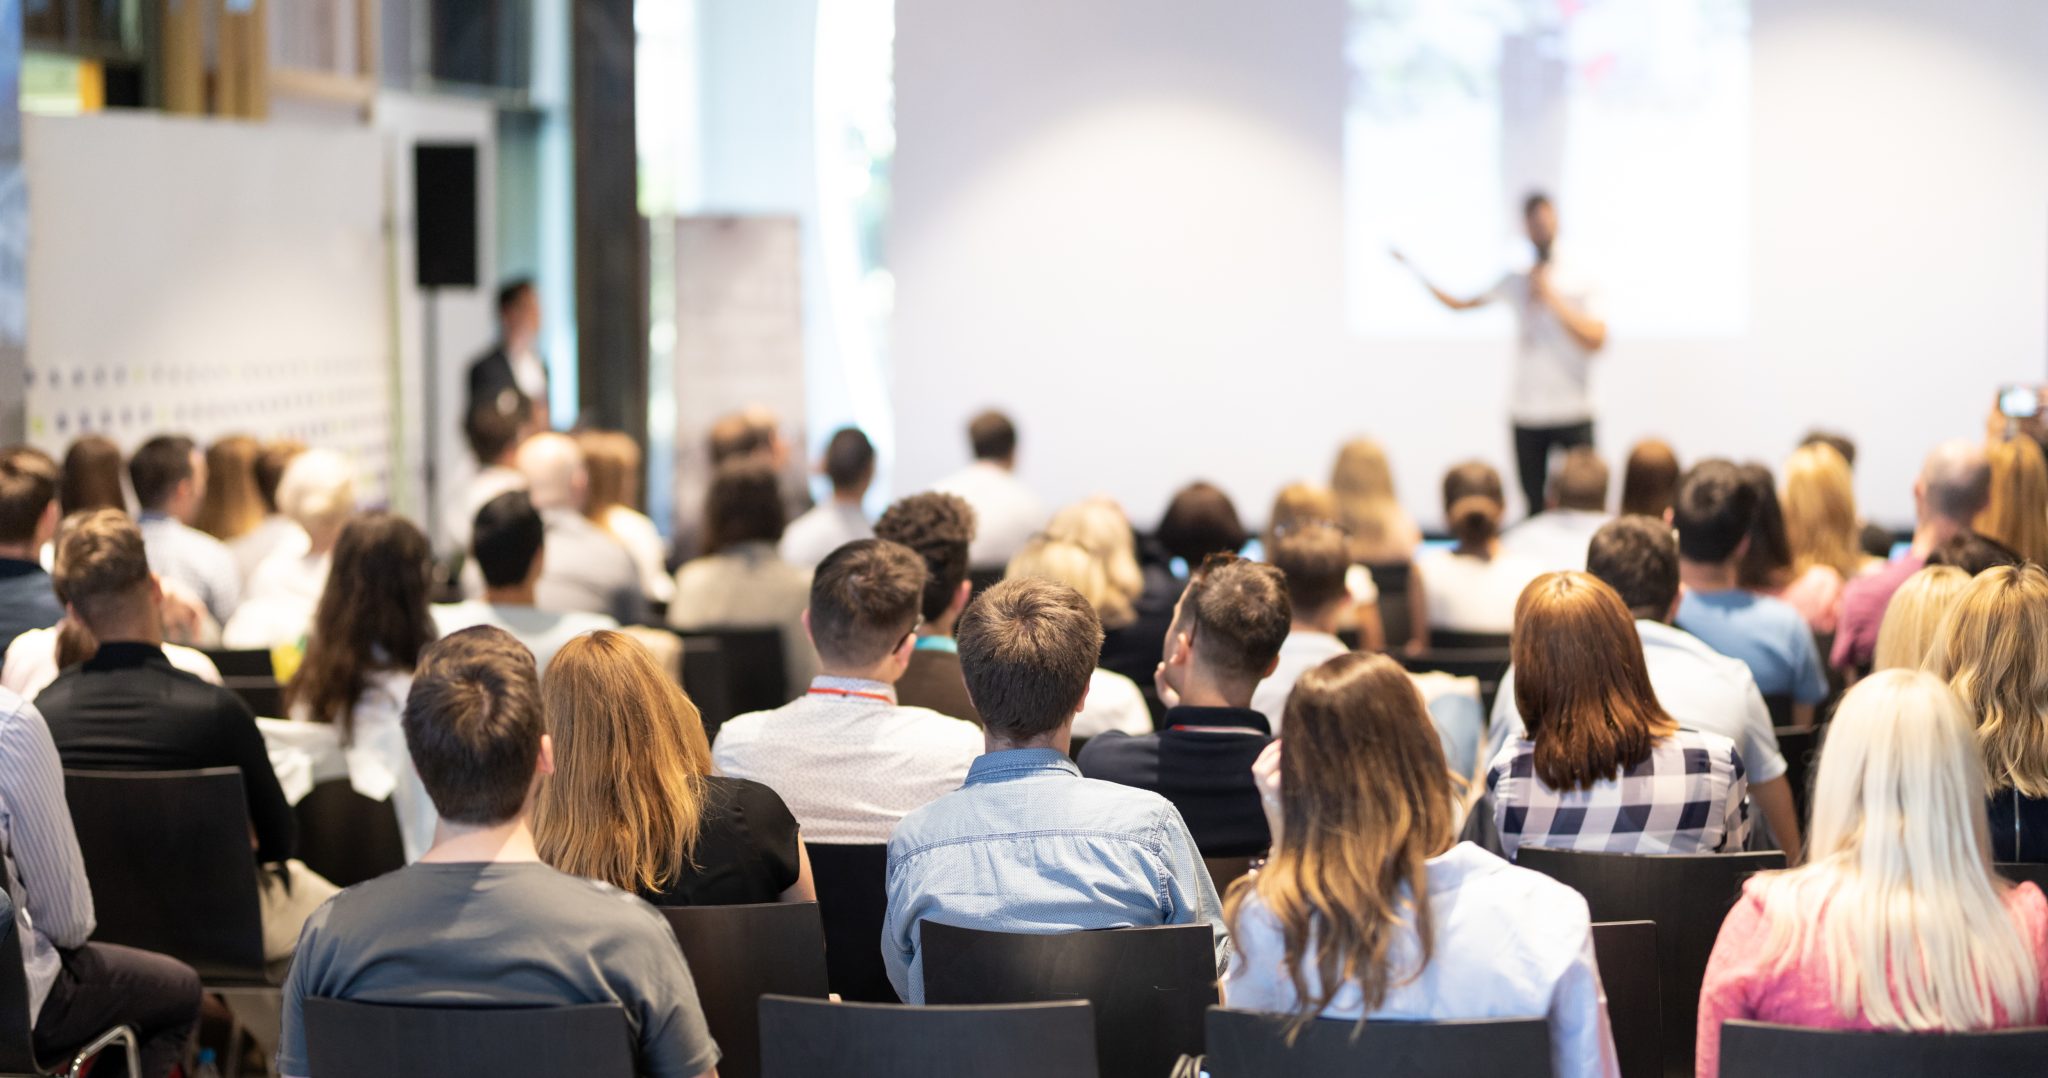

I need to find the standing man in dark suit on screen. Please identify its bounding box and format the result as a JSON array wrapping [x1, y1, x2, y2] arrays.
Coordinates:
[[468, 279, 549, 431]]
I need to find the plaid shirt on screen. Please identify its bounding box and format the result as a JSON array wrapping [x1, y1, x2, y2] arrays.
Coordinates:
[[1486, 728, 1748, 860]]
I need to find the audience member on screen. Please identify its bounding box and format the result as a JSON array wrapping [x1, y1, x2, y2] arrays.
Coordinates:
[[0, 447, 63, 660], [1488, 572, 1748, 860], [436, 492, 617, 674], [1671, 461, 1828, 722], [1924, 565, 2048, 863], [935, 410, 1046, 571], [781, 427, 876, 567], [1696, 671, 2047, 1075], [1264, 483, 1383, 652], [280, 512, 440, 860], [37, 510, 326, 961], [1490, 518, 1801, 860], [875, 492, 982, 725], [1331, 437, 1429, 650], [1870, 565, 1970, 673], [1223, 653, 1615, 1078], [1777, 443, 1863, 634], [1833, 440, 1990, 670], [536, 630, 813, 906], [1618, 438, 1679, 518], [1079, 554, 1286, 856], [1249, 524, 1353, 731], [58, 434, 125, 517], [668, 460, 818, 698], [449, 397, 531, 558], [275, 627, 720, 1078], [223, 449, 356, 649], [884, 577, 1228, 1002], [195, 434, 264, 543], [129, 434, 241, 624], [1926, 531, 2024, 576], [1417, 461, 1543, 636], [1005, 536, 1153, 737], [1503, 447, 1611, 571], [1156, 481, 1250, 570], [1733, 462, 1795, 591], [712, 539, 981, 843], [516, 433, 650, 625], [1050, 497, 1184, 717], [1801, 429, 1897, 559], [577, 429, 676, 606], [232, 437, 309, 582], [1975, 435, 2048, 566]]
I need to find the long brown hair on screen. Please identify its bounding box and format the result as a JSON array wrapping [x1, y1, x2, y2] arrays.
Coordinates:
[[1511, 572, 1677, 790], [196, 435, 265, 541], [1975, 437, 2048, 568], [59, 436, 125, 516], [1225, 652, 1458, 1034], [1619, 439, 1679, 518], [534, 631, 713, 893], [286, 512, 438, 743], [576, 429, 644, 521]]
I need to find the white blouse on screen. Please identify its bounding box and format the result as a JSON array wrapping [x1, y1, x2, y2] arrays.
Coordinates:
[[262, 670, 436, 862]]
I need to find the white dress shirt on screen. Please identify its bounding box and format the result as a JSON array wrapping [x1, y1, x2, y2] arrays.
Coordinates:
[[712, 676, 984, 844], [0, 690, 96, 1021], [1073, 668, 1153, 739], [1224, 842, 1618, 1078], [221, 548, 331, 649], [1501, 510, 1612, 573], [1250, 631, 1350, 733], [778, 501, 874, 567], [0, 628, 221, 701], [229, 515, 307, 586], [261, 669, 437, 862], [432, 601, 617, 675], [934, 461, 1047, 570], [1416, 548, 1547, 635], [601, 505, 676, 605], [1486, 256, 1604, 427]]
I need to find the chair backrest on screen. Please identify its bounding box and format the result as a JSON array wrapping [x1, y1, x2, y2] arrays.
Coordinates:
[[303, 998, 634, 1077], [1204, 856, 1259, 894], [680, 628, 788, 725], [293, 778, 407, 888], [1995, 862, 2048, 891], [1202, 1007, 1552, 1078], [1762, 694, 1796, 729], [202, 648, 285, 717], [62, 768, 267, 982], [1426, 629, 1512, 651], [758, 995, 1097, 1078], [679, 635, 736, 737], [0, 890, 43, 1073], [1590, 920, 1661, 1078], [1515, 848, 1785, 1077], [804, 844, 898, 1002], [201, 648, 275, 679], [660, 902, 830, 1078], [1364, 560, 1416, 652], [1717, 1020, 2048, 1076], [1773, 725, 1823, 825], [920, 921, 1217, 1078]]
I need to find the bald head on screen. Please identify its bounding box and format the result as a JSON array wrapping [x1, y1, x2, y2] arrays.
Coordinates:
[[516, 432, 587, 512], [1919, 440, 1991, 525]]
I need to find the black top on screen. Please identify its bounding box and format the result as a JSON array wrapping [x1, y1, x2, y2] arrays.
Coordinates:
[[895, 648, 982, 726], [1989, 788, 2048, 864], [1099, 564, 1184, 726], [38, 641, 296, 863], [1075, 705, 1272, 857], [643, 775, 803, 907], [467, 345, 527, 416]]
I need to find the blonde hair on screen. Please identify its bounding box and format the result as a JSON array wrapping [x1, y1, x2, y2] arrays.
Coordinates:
[[274, 449, 357, 538], [1975, 437, 2048, 567], [1924, 564, 2048, 797], [196, 435, 265, 541], [1266, 482, 1339, 551], [1871, 566, 1970, 673], [1749, 670, 2038, 1031], [1044, 497, 1142, 624], [1006, 536, 1130, 630], [577, 430, 644, 522], [534, 630, 712, 894], [1330, 438, 1412, 559], [1782, 443, 1862, 579]]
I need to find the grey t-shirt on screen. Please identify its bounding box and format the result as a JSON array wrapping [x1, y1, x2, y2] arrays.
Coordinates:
[[278, 862, 719, 1078]]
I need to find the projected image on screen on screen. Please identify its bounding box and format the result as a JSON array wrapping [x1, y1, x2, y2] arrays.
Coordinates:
[[1347, 0, 1748, 338]]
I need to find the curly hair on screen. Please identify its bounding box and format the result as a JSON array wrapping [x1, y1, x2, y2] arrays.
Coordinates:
[[875, 492, 976, 622]]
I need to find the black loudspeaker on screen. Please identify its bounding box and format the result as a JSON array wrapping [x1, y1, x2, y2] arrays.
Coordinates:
[[413, 143, 479, 289]]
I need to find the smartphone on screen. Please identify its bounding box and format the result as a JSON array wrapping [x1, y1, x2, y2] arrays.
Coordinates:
[[1999, 385, 2042, 419]]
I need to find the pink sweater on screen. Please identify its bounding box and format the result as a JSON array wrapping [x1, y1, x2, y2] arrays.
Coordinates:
[[1696, 879, 2048, 1077]]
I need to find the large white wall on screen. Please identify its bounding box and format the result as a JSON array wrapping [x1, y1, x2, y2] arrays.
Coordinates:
[[892, 0, 2048, 528]]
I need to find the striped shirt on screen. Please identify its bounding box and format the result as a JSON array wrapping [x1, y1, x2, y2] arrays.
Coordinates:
[[1486, 728, 1748, 860], [0, 689, 95, 1021]]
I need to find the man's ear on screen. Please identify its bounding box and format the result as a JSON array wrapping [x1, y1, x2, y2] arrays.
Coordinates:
[[801, 608, 816, 649], [948, 579, 973, 617], [892, 628, 917, 665]]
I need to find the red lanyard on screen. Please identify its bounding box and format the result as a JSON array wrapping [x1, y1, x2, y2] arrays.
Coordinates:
[[808, 687, 894, 704]]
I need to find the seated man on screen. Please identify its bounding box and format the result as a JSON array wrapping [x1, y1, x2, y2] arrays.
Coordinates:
[[1502, 447, 1612, 572], [713, 539, 983, 843], [780, 427, 876, 567], [0, 446, 63, 661], [276, 627, 719, 1078], [1078, 554, 1287, 857], [515, 432, 650, 625], [1832, 440, 1988, 671], [1249, 524, 1353, 731], [934, 410, 1046, 572], [885, 577, 1228, 1003], [874, 492, 981, 725], [129, 434, 241, 625], [436, 491, 618, 674]]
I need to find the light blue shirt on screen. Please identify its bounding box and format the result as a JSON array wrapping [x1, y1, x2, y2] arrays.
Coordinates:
[[138, 511, 243, 625], [1675, 589, 1828, 703], [912, 635, 958, 654], [882, 748, 1230, 1003]]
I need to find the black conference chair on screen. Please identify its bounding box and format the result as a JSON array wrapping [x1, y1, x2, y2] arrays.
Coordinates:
[[1514, 848, 1786, 1077], [1716, 1020, 2048, 1077], [679, 635, 737, 737], [758, 995, 1097, 1078], [1591, 920, 1662, 1078], [292, 779, 406, 888], [1996, 862, 2048, 890], [660, 902, 830, 1078], [966, 568, 1006, 602], [1427, 629, 1511, 651], [1761, 694, 1796, 729], [0, 890, 140, 1078], [1204, 855, 1259, 893], [805, 844, 898, 1002], [201, 649, 285, 718], [678, 628, 789, 724], [1202, 1007, 1552, 1078], [302, 999, 633, 1077], [921, 921, 1217, 1078], [1773, 726, 1823, 826]]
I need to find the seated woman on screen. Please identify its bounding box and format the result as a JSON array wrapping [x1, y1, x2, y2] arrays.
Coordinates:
[[1222, 652, 1616, 1078], [1416, 462, 1543, 640], [223, 449, 356, 650], [1005, 536, 1154, 738], [1777, 443, 1866, 635], [668, 460, 817, 700], [536, 629, 814, 906], [1869, 565, 1969, 673], [578, 428, 676, 607], [277, 511, 441, 860], [1488, 572, 1748, 859], [1047, 497, 1181, 706], [1331, 437, 1426, 652], [1925, 564, 2048, 862], [1697, 670, 2048, 1075]]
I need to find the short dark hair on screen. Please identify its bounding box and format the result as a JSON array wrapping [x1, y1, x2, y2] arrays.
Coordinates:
[[465, 397, 531, 464], [1672, 460, 1758, 564], [704, 461, 786, 554], [823, 427, 876, 492], [1157, 481, 1248, 566], [1927, 532, 2024, 576], [809, 539, 927, 666], [472, 491, 544, 588], [1177, 554, 1291, 681], [1523, 190, 1552, 217], [496, 278, 535, 317], [1269, 524, 1350, 613], [0, 446, 59, 545], [968, 410, 1017, 462], [1551, 449, 1608, 512], [128, 435, 196, 510], [957, 577, 1103, 741], [1586, 517, 1679, 620], [875, 492, 976, 622], [402, 626, 543, 826], [1801, 430, 1856, 469]]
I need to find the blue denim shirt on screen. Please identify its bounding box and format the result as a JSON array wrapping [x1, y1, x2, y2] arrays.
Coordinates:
[[882, 747, 1231, 1002]]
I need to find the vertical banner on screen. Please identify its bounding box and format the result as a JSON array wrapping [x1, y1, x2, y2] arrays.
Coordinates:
[[0, 0, 22, 444]]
